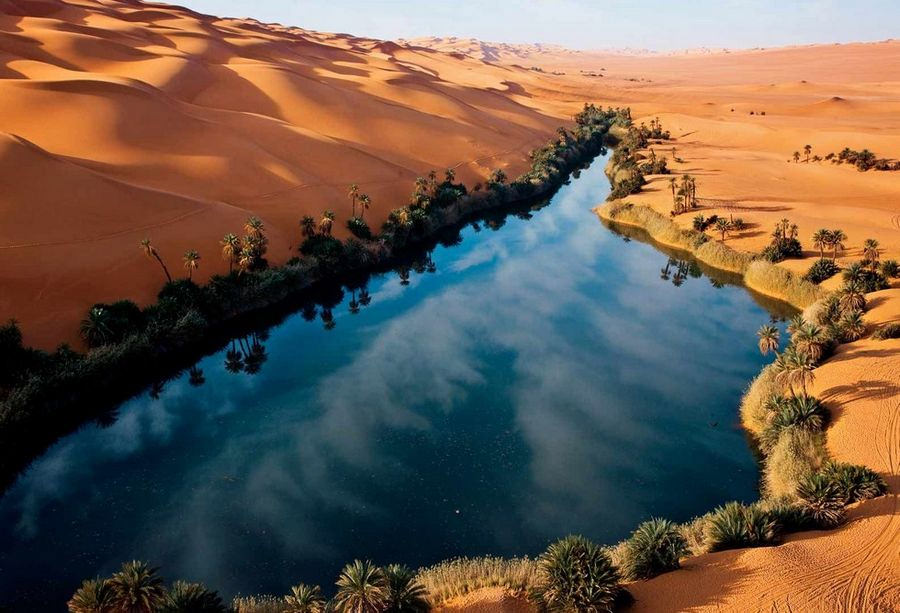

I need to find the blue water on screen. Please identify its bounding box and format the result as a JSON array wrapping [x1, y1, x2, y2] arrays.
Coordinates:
[[0, 155, 789, 610]]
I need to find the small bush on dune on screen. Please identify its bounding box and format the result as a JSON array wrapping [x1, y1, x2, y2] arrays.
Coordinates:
[[819, 461, 887, 503], [880, 259, 900, 278], [755, 498, 818, 533], [705, 502, 780, 552], [803, 258, 840, 284], [795, 473, 847, 528], [620, 518, 688, 580], [872, 322, 900, 340], [761, 395, 829, 451], [530, 535, 625, 613]]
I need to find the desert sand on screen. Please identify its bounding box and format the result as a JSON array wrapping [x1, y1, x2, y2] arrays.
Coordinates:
[[2, 2, 899, 611], [0, 0, 585, 350]]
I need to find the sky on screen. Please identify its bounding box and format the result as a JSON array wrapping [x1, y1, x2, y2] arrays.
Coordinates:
[[176, 0, 898, 51]]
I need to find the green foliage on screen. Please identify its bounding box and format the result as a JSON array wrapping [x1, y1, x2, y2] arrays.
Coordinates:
[[803, 258, 840, 284], [761, 238, 802, 263], [162, 581, 228, 613], [530, 535, 623, 613], [383, 565, 430, 613], [608, 172, 646, 199], [347, 216, 373, 240], [880, 259, 900, 278], [107, 560, 168, 613], [795, 473, 847, 528], [706, 502, 780, 552], [68, 577, 115, 613], [818, 461, 887, 503], [333, 560, 388, 613], [761, 395, 829, 451], [283, 584, 325, 613], [872, 322, 900, 340], [620, 518, 688, 580]]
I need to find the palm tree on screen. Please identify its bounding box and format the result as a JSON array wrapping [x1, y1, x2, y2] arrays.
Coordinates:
[[863, 238, 880, 271], [804, 144, 812, 162], [792, 151, 801, 163], [237, 246, 255, 274], [183, 250, 200, 281], [830, 229, 847, 261], [221, 233, 240, 273], [320, 210, 336, 236], [284, 584, 326, 613], [81, 306, 114, 347], [348, 183, 360, 217], [107, 561, 167, 613], [842, 261, 865, 285], [359, 194, 371, 221], [841, 310, 866, 341], [714, 218, 731, 241], [140, 238, 172, 283], [786, 314, 807, 337], [774, 347, 816, 397], [383, 564, 430, 613], [333, 560, 388, 613], [839, 281, 866, 314], [668, 177, 677, 207], [445, 168, 456, 183], [757, 324, 780, 355], [245, 216, 265, 239], [301, 215, 317, 238], [812, 229, 830, 259], [188, 366, 205, 387], [795, 323, 825, 363], [163, 581, 227, 613], [68, 577, 115, 613]]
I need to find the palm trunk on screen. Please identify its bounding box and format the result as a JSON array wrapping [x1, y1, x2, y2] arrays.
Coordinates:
[[154, 253, 172, 282]]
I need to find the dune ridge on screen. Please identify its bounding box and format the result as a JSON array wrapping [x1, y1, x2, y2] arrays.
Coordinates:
[[0, 0, 582, 349]]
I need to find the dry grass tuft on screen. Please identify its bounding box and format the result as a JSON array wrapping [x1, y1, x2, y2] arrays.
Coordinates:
[[764, 429, 828, 499], [739, 364, 779, 436], [415, 556, 538, 605], [232, 595, 289, 613], [744, 260, 825, 309]]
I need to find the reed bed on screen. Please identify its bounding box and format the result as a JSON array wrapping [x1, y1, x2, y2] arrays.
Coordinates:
[[744, 260, 824, 309], [232, 595, 289, 613], [415, 556, 538, 605], [739, 364, 778, 436]]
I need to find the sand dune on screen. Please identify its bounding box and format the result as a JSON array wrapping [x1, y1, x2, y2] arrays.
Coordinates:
[[0, 0, 575, 349]]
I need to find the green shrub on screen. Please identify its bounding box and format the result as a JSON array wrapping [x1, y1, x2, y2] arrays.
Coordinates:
[[347, 217, 373, 240], [819, 461, 887, 502], [795, 473, 847, 528], [756, 498, 817, 532], [620, 518, 688, 580], [530, 535, 624, 613], [761, 238, 802, 263], [283, 584, 325, 613], [803, 258, 840, 284], [880, 259, 900, 278], [383, 565, 430, 613], [162, 581, 228, 613], [872, 322, 900, 340], [705, 502, 780, 552], [761, 395, 829, 451]]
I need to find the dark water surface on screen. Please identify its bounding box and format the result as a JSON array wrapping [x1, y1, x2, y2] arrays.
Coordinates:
[[0, 155, 790, 610]]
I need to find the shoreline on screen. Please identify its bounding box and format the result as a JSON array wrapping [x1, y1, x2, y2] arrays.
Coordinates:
[[0, 107, 625, 491]]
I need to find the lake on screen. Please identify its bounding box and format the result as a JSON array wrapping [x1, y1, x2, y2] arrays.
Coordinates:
[[0, 153, 790, 610]]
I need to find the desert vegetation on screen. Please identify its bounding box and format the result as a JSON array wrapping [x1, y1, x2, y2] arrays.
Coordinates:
[[790, 145, 899, 171]]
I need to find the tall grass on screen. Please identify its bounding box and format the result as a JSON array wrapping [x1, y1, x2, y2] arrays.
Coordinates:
[[598, 203, 825, 309], [232, 595, 289, 613], [739, 364, 778, 436], [764, 428, 828, 498], [414, 557, 538, 605]]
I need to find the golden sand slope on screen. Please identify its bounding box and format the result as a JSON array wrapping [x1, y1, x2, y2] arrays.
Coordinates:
[[0, 0, 584, 350], [414, 39, 900, 613]]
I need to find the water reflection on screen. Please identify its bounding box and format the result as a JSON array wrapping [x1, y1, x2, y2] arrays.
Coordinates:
[[0, 157, 791, 611]]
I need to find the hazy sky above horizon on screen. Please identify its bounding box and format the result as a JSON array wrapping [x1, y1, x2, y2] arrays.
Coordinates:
[[176, 0, 897, 51]]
